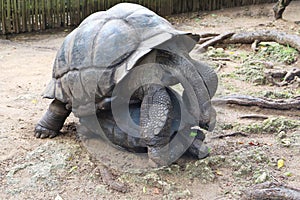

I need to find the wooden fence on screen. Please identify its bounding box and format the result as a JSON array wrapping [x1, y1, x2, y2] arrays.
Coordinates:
[[0, 0, 279, 34]]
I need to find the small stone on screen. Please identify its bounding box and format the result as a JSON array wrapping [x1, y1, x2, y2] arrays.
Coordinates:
[[281, 138, 291, 147], [55, 195, 63, 200], [95, 185, 109, 195], [255, 172, 268, 183]]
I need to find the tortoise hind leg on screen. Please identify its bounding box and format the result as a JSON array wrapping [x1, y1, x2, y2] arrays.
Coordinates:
[[35, 99, 71, 138], [140, 84, 172, 166]]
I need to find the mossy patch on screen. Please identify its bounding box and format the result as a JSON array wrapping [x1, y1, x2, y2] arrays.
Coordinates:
[[238, 117, 299, 134], [207, 43, 298, 86]]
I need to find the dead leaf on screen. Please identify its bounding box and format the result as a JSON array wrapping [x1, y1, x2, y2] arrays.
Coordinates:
[[277, 159, 284, 169], [153, 187, 161, 194]]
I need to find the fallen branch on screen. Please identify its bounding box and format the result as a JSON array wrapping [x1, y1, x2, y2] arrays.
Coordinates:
[[284, 68, 300, 82], [243, 182, 300, 200], [211, 57, 231, 61], [196, 30, 300, 53], [199, 36, 215, 44], [222, 30, 300, 52], [196, 32, 234, 53], [212, 132, 248, 139], [239, 114, 269, 120], [198, 33, 220, 38], [212, 95, 300, 110]]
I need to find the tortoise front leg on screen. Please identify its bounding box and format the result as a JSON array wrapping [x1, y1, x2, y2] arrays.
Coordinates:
[[35, 99, 71, 138], [140, 84, 172, 166], [187, 130, 209, 159]]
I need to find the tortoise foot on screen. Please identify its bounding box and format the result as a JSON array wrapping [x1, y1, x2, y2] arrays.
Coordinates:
[[188, 139, 209, 159], [34, 124, 60, 139]]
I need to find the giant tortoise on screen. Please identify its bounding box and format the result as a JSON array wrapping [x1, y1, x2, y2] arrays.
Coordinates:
[[35, 3, 218, 166]]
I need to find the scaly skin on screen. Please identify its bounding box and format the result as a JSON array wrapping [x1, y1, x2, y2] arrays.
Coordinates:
[[140, 84, 172, 166], [34, 100, 71, 138]]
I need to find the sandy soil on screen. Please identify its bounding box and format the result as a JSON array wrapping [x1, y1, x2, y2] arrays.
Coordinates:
[[0, 2, 299, 200]]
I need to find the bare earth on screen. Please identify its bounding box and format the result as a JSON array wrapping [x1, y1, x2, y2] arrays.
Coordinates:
[[0, 2, 299, 200]]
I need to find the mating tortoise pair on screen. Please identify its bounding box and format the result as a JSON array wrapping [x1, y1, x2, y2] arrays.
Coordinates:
[[35, 3, 218, 166]]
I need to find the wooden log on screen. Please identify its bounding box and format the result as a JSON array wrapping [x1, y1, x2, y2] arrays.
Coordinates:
[[20, 0, 25, 32], [66, 0, 70, 26], [57, 0, 61, 27], [6, 0, 11, 33], [34, 0, 38, 30], [46, 0, 52, 28], [11, 0, 18, 33], [76, 0, 81, 24], [11, 0, 16, 33], [223, 30, 300, 52], [212, 95, 300, 110], [27, 0, 32, 32], [40, 0, 45, 30], [82, 0, 86, 19], [0, 0, 4, 34], [72, 0, 76, 25]]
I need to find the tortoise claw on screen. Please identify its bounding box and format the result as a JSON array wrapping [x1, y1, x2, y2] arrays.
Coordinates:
[[34, 124, 60, 139]]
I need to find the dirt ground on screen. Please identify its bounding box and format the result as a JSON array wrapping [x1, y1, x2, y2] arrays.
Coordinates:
[[0, 2, 300, 200]]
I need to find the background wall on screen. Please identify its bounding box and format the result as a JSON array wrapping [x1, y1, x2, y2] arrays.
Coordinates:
[[0, 0, 282, 34]]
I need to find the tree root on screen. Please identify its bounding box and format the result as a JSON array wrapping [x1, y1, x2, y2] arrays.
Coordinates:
[[212, 95, 300, 110], [272, 0, 292, 20], [243, 182, 300, 200], [265, 68, 300, 86]]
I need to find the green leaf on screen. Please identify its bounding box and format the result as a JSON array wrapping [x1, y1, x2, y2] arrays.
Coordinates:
[[190, 131, 197, 137]]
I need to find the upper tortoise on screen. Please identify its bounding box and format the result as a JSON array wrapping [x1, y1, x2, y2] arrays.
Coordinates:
[[35, 3, 218, 166]]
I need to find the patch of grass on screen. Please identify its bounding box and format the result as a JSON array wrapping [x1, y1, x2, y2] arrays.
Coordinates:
[[185, 155, 225, 183], [235, 63, 266, 85], [207, 43, 298, 86], [239, 117, 299, 134], [261, 91, 294, 99], [220, 72, 238, 79], [257, 42, 298, 65], [222, 83, 241, 93], [219, 122, 234, 130], [227, 147, 270, 181], [206, 47, 228, 58], [249, 89, 299, 99]]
